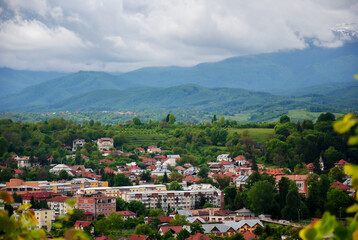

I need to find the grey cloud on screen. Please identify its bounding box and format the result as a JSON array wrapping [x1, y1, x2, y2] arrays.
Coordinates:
[[0, 0, 357, 72]]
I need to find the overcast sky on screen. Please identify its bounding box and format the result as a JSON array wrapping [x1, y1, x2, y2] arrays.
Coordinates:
[[0, 0, 357, 72]]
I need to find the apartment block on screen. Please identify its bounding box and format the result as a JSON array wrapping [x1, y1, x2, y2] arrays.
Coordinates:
[[34, 209, 54, 230], [47, 196, 75, 217], [126, 189, 221, 211], [77, 191, 116, 217]]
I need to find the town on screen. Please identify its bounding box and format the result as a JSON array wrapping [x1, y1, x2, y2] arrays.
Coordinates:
[[0, 114, 356, 240]]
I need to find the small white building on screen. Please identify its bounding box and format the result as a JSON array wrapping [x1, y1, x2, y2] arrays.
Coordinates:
[[73, 139, 86, 151], [151, 161, 171, 176], [165, 155, 180, 167], [217, 154, 232, 162], [17, 156, 31, 168], [48, 196, 75, 217], [97, 138, 114, 151], [49, 164, 74, 176]]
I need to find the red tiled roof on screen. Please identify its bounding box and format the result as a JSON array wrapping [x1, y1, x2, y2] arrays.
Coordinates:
[[99, 159, 113, 164], [242, 231, 258, 240], [331, 181, 350, 191], [13, 169, 23, 174], [219, 161, 232, 165], [21, 192, 59, 200], [186, 233, 211, 240], [128, 235, 149, 240], [116, 210, 136, 216], [160, 225, 182, 234], [335, 159, 349, 166], [146, 165, 156, 170], [74, 221, 92, 228], [262, 168, 285, 176], [147, 215, 173, 223], [103, 167, 116, 174], [48, 196, 75, 202], [306, 163, 314, 169], [94, 236, 113, 240], [234, 155, 246, 161], [183, 175, 202, 183]]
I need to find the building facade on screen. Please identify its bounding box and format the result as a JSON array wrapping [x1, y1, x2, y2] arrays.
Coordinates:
[[34, 209, 54, 230], [97, 138, 114, 151], [77, 191, 116, 217]]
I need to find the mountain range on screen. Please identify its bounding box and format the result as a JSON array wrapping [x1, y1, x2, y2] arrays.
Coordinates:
[[0, 42, 357, 122]]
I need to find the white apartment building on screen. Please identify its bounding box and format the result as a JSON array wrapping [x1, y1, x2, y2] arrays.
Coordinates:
[[34, 209, 54, 230], [126, 189, 221, 211], [47, 196, 75, 217], [76, 184, 167, 201]]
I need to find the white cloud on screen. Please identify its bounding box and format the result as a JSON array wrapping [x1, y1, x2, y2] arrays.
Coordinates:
[[0, 0, 357, 72]]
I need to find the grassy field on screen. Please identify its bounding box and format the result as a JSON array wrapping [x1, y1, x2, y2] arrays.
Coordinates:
[[228, 128, 275, 144], [117, 128, 169, 146]]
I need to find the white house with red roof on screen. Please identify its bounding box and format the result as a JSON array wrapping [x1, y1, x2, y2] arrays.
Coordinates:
[[233, 155, 247, 166], [147, 145, 162, 153]]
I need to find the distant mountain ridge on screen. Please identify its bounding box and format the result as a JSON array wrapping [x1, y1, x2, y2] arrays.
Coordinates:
[[0, 68, 69, 96], [119, 42, 358, 93], [0, 71, 137, 110]]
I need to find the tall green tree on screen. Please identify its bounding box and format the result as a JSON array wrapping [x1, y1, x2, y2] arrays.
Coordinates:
[[248, 180, 276, 215]]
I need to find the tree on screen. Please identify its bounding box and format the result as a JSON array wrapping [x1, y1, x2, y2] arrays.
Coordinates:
[[224, 186, 238, 210], [278, 177, 291, 211], [135, 223, 153, 235], [113, 134, 127, 147], [168, 114, 176, 124], [168, 181, 183, 191], [116, 198, 128, 211], [114, 173, 131, 186], [190, 222, 204, 234], [163, 172, 169, 183], [198, 166, 209, 178], [128, 200, 146, 217], [328, 166, 346, 182], [212, 114, 217, 124], [169, 172, 184, 182], [216, 176, 231, 190], [133, 117, 142, 126], [280, 115, 290, 124], [177, 229, 191, 240], [317, 112, 335, 122], [0, 137, 8, 156], [169, 214, 189, 226], [248, 180, 276, 215], [58, 169, 70, 180], [163, 230, 174, 240], [325, 187, 351, 218], [281, 183, 308, 221]]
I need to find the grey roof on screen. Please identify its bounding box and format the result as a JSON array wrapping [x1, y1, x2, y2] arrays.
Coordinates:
[[236, 175, 249, 181], [187, 216, 206, 223], [178, 210, 192, 217], [235, 208, 254, 214], [202, 224, 230, 234], [203, 220, 264, 233]]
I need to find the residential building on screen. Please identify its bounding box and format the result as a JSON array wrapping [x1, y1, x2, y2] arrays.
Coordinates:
[[73, 139, 86, 151], [77, 191, 116, 217], [116, 210, 136, 220], [49, 164, 74, 176], [275, 175, 308, 194], [126, 189, 221, 211], [47, 196, 75, 217], [97, 138, 114, 151], [17, 156, 31, 168], [34, 209, 54, 230], [76, 184, 166, 201], [202, 220, 263, 236], [217, 154, 232, 162], [147, 145, 162, 153]]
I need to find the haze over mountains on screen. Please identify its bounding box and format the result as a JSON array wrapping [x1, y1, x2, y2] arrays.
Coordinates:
[[0, 42, 357, 117]]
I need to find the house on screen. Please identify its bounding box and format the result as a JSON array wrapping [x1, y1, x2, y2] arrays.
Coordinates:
[[236, 175, 249, 187], [306, 163, 314, 173], [175, 166, 186, 175], [159, 226, 183, 237], [184, 167, 198, 176], [217, 154, 232, 162], [128, 235, 150, 240], [103, 167, 117, 174], [242, 231, 258, 240], [13, 169, 23, 178], [140, 157, 157, 166], [275, 175, 309, 194], [50, 164, 74, 176], [202, 220, 263, 236], [97, 138, 114, 151], [146, 214, 173, 224], [73, 139, 86, 151], [331, 181, 351, 191], [147, 145, 162, 153], [17, 156, 31, 168], [185, 233, 211, 240], [74, 221, 93, 231], [187, 216, 206, 224], [334, 159, 349, 166], [233, 155, 247, 166], [116, 210, 136, 220], [235, 208, 255, 219], [165, 155, 180, 167], [99, 159, 113, 164], [135, 147, 146, 153]]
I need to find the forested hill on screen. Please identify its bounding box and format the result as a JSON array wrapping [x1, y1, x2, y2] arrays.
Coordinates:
[[119, 42, 358, 93], [6, 84, 358, 118]]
